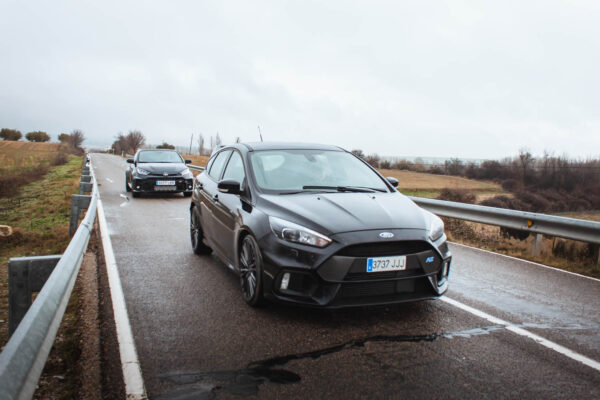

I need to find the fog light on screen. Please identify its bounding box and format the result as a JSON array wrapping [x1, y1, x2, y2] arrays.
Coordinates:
[[280, 272, 290, 290], [136, 186, 140, 189]]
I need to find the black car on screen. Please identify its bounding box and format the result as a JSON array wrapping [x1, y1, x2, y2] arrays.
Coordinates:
[[126, 149, 194, 197], [190, 142, 451, 308]]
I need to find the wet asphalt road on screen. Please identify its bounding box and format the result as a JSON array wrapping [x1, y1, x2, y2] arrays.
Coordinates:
[[91, 154, 600, 399]]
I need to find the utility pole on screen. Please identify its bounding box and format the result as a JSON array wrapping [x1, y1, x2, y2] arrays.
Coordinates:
[[189, 133, 194, 155], [258, 125, 263, 142]]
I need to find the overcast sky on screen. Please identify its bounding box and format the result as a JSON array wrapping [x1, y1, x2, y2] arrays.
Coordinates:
[[1, 0, 599, 159]]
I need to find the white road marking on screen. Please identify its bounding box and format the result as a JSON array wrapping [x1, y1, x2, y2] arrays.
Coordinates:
[[119, 194, 130, 207], [106, 178, 114, 183], [94, 163, 147, 399], [450, 241, 600, 283], [442, 296, 600, 372]]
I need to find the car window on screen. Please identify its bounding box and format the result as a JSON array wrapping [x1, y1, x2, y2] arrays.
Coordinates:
[[208, 150, 231, 180], [138, 151, 183, 163], [249, 149, 389, 192], [222, 151, 246, 184]]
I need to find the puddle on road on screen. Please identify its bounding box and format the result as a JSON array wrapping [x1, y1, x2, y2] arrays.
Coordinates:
[[156, 322, 590, 399]]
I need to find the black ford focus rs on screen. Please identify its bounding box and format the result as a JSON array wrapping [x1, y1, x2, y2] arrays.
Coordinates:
[[125, 149, 194, 197], [190, 142, 451, 308]]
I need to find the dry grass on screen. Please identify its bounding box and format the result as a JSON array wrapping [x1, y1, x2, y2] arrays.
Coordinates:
[[182, 154, 210, 167], [379, 169, 504, 199], [0, 141, 64, 174], [445, 218, 600, 278], [0, 141, 71, 198]]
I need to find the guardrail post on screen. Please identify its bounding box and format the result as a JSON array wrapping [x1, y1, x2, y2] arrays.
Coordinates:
[[69, 194, 91, 236], [532, 233, 543, 257], [79, 182, 93, 194], [8, 255, 62, 336]]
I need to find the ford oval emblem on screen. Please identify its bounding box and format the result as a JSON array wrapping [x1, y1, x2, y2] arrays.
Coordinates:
[[379, 232, 394, 239]]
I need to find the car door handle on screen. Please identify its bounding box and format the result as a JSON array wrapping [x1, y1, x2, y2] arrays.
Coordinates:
[[213, 194, 219, 202]]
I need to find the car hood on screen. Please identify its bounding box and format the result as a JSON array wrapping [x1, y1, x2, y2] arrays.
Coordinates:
[[260, 192, 429, 235], [136, 163, 187, 174]]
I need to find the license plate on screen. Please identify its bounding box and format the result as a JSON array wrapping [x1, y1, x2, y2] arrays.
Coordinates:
[[156, 180, 176, 185], [366, 256, 406, 273], [154, 185, 176, 191]]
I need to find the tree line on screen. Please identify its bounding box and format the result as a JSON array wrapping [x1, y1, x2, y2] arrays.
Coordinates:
[[352, 148, 600, 212], [110, 131, 227, 155]]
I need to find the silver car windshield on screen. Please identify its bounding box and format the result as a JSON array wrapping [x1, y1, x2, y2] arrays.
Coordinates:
[[249, 149, 389, 193]]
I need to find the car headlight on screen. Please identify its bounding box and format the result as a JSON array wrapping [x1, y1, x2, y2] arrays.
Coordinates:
[[180, 168, 193, 179], [269, 216, 332, 248], [136, 167, 150, 175], [429, 215, 445, 242]]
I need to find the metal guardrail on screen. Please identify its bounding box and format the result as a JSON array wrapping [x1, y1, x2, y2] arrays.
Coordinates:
[[188, 164, 205, 172], [409, 196, 600, 245], [0, 158, 98, 400]]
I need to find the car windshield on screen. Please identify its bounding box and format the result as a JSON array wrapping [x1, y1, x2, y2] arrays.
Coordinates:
[[249, 149, 389, 193], [138, 151, 183, 163]]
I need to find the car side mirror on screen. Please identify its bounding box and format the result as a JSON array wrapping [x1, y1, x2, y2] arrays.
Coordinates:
[[185, 159, 192, 164], [126, 158, 134, 164], [218, 179, 242, 195], [386, 177, 399, 187]]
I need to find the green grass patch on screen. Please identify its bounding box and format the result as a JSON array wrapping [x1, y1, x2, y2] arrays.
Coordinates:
[[0, 155, 82, 348]]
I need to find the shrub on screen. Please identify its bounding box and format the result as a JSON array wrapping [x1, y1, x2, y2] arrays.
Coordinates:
[[25, 131, 51, 142], [0, 128, 22, 141], [501, 179, 519, 192], [156, 142, 175, 150], [437, 188, 476, 204]]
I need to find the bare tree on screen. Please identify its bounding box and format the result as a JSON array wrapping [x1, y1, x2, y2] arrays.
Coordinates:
[[235, 136, 241, 143], [126, 130, 146, 153], [111, 132, 128, 154], [518, 148, 534, 184], [69, 130, 86, 150], [215, 132, 222, 147], [197, 133, 205, 155]]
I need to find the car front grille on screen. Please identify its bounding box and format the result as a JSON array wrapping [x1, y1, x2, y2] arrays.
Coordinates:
[[337, 241, 433, 257]]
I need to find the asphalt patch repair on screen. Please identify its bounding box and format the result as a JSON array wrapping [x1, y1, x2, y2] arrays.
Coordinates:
[[153, 322, 586, 400]]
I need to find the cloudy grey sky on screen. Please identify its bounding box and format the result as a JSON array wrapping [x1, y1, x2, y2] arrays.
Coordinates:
[[1, 0, 599, 159]]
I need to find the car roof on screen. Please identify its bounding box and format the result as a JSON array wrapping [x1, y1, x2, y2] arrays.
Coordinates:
[[241, 142, 345, 152]]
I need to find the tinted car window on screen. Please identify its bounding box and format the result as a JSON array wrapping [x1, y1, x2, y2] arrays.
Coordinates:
[[222, 152, 246, 184], [208, 150, 231, 179], [250, 149, 388, 192], [138, 151, 183, 163]]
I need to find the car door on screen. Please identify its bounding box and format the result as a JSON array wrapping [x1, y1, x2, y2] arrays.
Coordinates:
[[211, 151, 247, 262], [198, 149, 232, 250]]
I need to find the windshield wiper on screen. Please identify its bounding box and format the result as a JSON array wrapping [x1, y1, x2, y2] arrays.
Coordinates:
[[302, 185, 386, 193]]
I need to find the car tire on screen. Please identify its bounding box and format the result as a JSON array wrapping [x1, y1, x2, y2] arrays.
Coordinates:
[[183, 191, 192, 197], [190, 207, 212, 255], [239, 235, 265, 307], [125, 176, 131, 192]]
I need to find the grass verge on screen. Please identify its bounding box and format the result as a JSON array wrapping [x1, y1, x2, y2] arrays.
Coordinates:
[[0, 155, 83, 398]]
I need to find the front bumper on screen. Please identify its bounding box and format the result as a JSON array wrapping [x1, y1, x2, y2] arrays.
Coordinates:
[[258, 228, 452, 308], [132, 176, 193, 193]]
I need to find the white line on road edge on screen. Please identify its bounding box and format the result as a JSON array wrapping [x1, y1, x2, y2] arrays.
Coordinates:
[[450, 241, 600, 283], [98, 198, 148, 399], [442, 296, 600, 372]]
